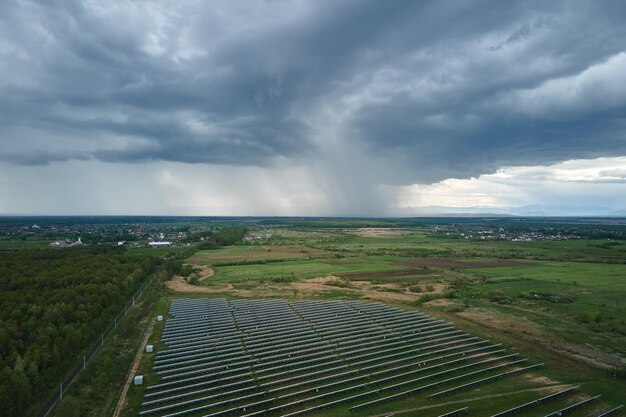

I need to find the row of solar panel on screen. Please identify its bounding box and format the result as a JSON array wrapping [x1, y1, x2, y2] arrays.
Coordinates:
[[142, 299, 541, 417], [151, 322, 477, 386], [156, 312, 448, 368], [142, 343, 509, 415], [143, 338, 502, 404], [144, 353, 519, 417], [149, 327, 478, 393]]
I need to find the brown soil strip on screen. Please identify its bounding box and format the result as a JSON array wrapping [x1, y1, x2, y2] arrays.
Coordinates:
[[112, 318, 155, 417], [395, 257, 527, 269], [305, 275, 341, 284], [350, 228, 408, 237], [166, 271, 451, 305], [167, 275, 223, 293], [194, 265, 214, 282], [290, 276, 444, 304], [189, 246, 327, 263], [424, 298, 456, 307]]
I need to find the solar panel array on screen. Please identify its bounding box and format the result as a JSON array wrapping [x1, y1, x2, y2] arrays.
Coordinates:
[[138, 298, 576, 417]]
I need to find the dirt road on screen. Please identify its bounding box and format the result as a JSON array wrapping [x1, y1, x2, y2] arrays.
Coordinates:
[[111, 318, 155, 417]]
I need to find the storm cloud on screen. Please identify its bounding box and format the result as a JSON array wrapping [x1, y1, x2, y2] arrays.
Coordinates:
[[1, 0, 626, 214]]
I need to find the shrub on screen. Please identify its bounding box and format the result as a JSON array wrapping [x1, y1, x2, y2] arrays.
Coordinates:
[[408, 285, 422, 293], [415, 290, 457, 305], [327, 280, 354, 289], [451, 277, 470, 288]]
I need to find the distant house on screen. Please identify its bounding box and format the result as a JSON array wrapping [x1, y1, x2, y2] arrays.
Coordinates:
[[244, 233, 273, 241], [50, 237, 82, 247]]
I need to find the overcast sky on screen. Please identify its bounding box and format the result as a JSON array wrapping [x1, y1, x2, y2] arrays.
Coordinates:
[[1, 0, 626, 216]]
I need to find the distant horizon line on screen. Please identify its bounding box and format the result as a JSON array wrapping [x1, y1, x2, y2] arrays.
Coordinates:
[[2, 214, 626, 219]]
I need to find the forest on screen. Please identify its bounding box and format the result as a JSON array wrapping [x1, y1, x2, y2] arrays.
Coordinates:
[[196, 225, 247, 249], [0, 246, 157, 417]]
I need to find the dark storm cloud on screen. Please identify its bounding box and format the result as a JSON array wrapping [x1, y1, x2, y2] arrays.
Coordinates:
[[0, 150, 90, 166], [1, 0, 626, 183]]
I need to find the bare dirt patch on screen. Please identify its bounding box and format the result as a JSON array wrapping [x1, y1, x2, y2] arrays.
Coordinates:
[[167, 270, 447, 305], [190, 246, 327, 263], [522, 374, 562, 386], [304, 275, 341, 284], [362, 281, 398, 289], [290, 276, 419, 303], [291, 278, 342, 293], [167, 275, 226, 294], [359, 289, 418, 303], [458, 308, 541, 335], [167, 266, 450, 307], [191, 265, 214, 282], [396, 257, 527, 269], [424, 298, 456, 307], [350, 228, 408, 237], [167, 276, 283, 298], [543, 340, 624, 369], [410, 282, 448, 296]]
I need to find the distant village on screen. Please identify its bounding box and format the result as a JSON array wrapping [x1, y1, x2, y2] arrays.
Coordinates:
[[432, 225, 581, 241], [2, 222, 190, 248], [243, 232, 273, 241]]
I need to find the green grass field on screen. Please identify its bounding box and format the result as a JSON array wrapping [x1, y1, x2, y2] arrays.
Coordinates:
[[173, 228, 626, 372], [458, 262, 626, 358], [134, 224, 626, 415], [208, 256, 408, 283]]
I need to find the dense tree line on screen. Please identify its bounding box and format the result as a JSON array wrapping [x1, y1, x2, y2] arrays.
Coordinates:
[[0, 246, 157, 417], [197, 226, 247, 249]]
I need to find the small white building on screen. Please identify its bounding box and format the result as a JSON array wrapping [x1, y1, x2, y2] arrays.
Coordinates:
[[146, 345, 154, 353], [134, 375, 144, 385], [149, 241, 172, 247]]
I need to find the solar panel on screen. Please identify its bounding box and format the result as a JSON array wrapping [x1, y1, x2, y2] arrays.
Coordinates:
[[139, 299, 558, 417]]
